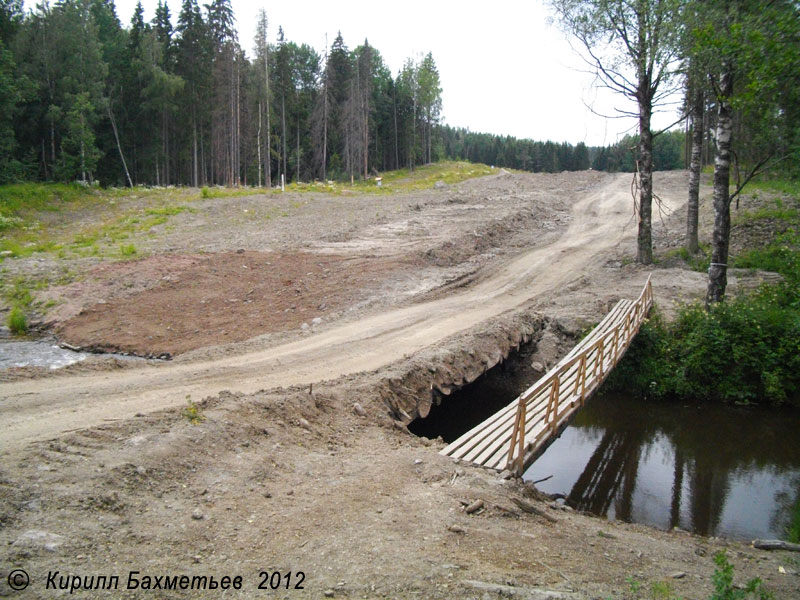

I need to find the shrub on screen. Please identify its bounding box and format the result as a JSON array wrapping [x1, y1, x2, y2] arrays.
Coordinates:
[[183, 399, 205, 424], [710, 551, 771, 600], [7, 306, 27, 334]]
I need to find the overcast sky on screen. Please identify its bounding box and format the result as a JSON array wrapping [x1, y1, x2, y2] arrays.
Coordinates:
[[109, 0, 681, 147]]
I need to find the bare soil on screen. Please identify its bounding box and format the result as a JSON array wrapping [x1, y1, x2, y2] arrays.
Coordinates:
[[54, 252, 413, 357], [1, 171, 797, 599]]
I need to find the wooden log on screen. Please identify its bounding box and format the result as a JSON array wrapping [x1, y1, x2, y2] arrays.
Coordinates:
[[752, 539, 800, 552]]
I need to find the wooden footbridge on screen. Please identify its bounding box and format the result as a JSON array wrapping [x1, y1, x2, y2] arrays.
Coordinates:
[[440, 276, 654, 476]]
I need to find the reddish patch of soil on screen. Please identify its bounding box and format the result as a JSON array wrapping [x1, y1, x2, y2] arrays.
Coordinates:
[[56, 251, 407, 356]]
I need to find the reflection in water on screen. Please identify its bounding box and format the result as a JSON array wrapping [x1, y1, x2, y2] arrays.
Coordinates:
[[566, 428, 644, 522], [525, 395, 800, 540]]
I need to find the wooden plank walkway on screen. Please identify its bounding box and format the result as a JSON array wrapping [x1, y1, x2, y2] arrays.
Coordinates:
[[440, 276, 654, 476]]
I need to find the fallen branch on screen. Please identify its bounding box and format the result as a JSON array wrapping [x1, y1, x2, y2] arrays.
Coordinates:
[[529, 474, 553, 486], [752, 539, 800, 552], [512, 497, 558, 523]]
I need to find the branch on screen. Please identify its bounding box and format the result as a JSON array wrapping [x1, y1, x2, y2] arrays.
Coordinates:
[[651, 114, 687, 139], [728, 155, 788, 208], [582, 97, 637, 120], [569, 33, 638, 96]]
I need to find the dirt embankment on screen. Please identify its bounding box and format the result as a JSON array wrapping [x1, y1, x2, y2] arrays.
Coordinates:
[[1, 170, 798, 598]]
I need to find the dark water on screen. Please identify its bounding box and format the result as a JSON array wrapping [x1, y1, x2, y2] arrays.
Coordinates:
[[410, 347, 800, 541], [525, 395, 800, 540]]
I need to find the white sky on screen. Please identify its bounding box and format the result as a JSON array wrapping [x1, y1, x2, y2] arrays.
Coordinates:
[[105, 0, 680, 146]]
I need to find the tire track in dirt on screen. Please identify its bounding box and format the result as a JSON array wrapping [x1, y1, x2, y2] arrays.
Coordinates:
[[0, 173, 647, 452]]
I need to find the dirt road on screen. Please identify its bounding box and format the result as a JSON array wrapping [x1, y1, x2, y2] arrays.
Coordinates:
[[1, 172, 643, 453]]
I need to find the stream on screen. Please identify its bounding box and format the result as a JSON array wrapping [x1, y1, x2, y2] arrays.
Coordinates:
[[410, 347, 800, 541]]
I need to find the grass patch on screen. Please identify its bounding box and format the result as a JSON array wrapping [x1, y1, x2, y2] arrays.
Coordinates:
[[664, 244, 711, 272], [6, 306, 27, 334], [733, 229, 800, 274], [119, 243, 138, 257], [0, 183, 98, 219], [146, 205, 192, 217], [199, 186, 260, 200], [0, 183, 194, 259], [5, 278, 33, 307], [742, 178, 800, 198], [281, 161, 496, 196]]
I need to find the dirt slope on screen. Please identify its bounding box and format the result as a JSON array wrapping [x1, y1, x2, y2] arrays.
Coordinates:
[[1, 173, 642, 452]]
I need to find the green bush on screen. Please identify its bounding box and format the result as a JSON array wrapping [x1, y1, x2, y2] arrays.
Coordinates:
[[607, 227, 800, 406], [6, 306, 27, 334], [609, 296, 800, 406]]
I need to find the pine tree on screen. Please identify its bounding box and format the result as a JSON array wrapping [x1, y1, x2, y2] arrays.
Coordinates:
[[176, 0, 209, 185]]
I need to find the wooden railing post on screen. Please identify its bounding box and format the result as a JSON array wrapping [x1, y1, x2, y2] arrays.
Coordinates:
[[594, 337, 605, 377], [572, 354, 587, 404], [507, 399, 527, 475]]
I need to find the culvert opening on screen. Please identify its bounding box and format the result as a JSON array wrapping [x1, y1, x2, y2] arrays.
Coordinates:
[[408, 341, 541, 443]]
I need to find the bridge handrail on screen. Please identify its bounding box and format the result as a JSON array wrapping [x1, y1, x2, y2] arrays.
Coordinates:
[[506, 275, 653, 475]]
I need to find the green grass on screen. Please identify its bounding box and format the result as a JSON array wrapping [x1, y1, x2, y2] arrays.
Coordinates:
[[0, 183, 196, 260], [734, 181, 800, 226], [5, 278, 33, 308], [733, 204, 799, 227], [119, 243, 137, 257], [733, 229, 800, 274], [282, 161, 496, 195], [0, 163, 493, 261], [710, 551, 771, 600], [742, 178, 800, 197], [0, 182, 100, 218], [199, 185, 261, 199], [6, 306, 27, 334], [787, 498, 800, 544], [664, 244, 711, 272]]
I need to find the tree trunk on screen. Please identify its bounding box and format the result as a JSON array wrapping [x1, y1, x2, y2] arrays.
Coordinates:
[[706, 65, 734, 305], [281, 93, 286, 185], [107, 104, 133, 188], [322, 75, 328, 181], [296, 113, 300, 182], [687, 83, 704, 254], [636, 97, 654, 265], [265, 48, 271, 187], [192, 113, 198, 187], [392, 86, 399, 170], [257, 101, 262, 187]]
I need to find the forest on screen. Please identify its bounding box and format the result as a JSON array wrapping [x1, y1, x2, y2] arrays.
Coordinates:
[[0, 0, 695, 189], [0, 0, 448, 187]]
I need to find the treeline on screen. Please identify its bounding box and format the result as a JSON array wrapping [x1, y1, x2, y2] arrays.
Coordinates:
[[440, 127, 687, 173], [0, 0, 442, 186]]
